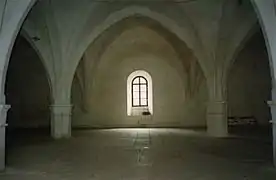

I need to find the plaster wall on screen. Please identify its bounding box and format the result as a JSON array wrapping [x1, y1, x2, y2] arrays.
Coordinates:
[[228, 32, 272, 125], [71, 27, 272, 128], [72, 26, 208, 128]]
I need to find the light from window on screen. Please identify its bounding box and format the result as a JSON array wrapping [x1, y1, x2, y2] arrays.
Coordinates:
[[132, 76, 148, 107], [127, 70, 153, 116]]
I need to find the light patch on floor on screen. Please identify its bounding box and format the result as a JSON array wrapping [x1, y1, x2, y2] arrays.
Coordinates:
[[1, 128, 276, 180]]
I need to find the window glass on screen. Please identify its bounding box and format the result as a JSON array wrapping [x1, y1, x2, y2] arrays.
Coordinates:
[[140, 78, 147, 84], [140, 85, 147, 92], [133, 99, 140, 106], [141, 99, 147, 106], [140, 92, 147, 99], [132, 76, 148, 107], [133, 78, 139, 84], [133, 92, 140, 99], [133, 85, 140, 92]]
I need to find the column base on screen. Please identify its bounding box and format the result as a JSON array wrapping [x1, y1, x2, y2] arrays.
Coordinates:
[[0, 105, 10, 171], [268, 101, 276, 167], [0, 127, 5, 171], [50, 104, 72, 139], [273, 123, 276, 168], [207, 101, 228, 138], [207, 114, 228, 137]]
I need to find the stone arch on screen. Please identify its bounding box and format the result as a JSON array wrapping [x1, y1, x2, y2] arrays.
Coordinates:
[[250, 0, 276, 167], [71, 16, 205, 114], [0, 0, 38, 103], [5, 35, 52, 129], [250, 0, 276, 81], [227, 29, 271, 123], [226, 23, 260, 78], [223, 0, 276, 128], [67, 6, 207, 94], [19, 31, 54, 101]]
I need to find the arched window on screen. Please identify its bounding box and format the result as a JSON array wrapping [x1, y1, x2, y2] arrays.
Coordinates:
[[132, 76, 148, 107], [127, 70, 153, 116]]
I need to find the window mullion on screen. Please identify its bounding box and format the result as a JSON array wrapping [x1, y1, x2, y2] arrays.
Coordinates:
[[139, 77, 141, 106], [132, 83, 134, 107], [146, 83, 148, 106], [131, 76, 149, 107]]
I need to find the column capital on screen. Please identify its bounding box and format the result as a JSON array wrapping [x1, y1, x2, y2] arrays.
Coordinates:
[[0, 104, 11, 111], [0, 104, 10, 127], [267, 101, 276, 124], [207, 101, 227, 105], [207, 100, 227, 114], [268, 101, 276, 106]]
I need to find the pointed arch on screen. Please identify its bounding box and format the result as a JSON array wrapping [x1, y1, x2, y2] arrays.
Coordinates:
[[67, 6, 207, 94], [250, 0, 276, 167], [5, 35, 52, 128], [226, 23, 260, 78], [19, 31, 54, 101], [250, 0, 276, 81], [0, 0, 38, 103]]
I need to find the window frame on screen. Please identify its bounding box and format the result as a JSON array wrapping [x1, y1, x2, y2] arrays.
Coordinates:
[[131, 76, 149, 107]]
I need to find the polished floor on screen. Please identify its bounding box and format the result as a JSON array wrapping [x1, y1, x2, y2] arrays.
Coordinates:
[[1, 128, 276, 180]]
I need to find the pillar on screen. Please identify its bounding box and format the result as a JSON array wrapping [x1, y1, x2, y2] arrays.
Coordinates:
[[273, 119, 276, 167], [268, 100, 276, 167], [206, 72, 228, 137], [50, 104, 72, 139], [0, 104, 10, 171], [207, 101, 228, 137]]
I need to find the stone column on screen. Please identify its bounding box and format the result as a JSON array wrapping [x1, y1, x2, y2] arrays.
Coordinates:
[[50, 104, 72, 139], [206, 101, 228, 137], [268, 101, 276, 167], [272, 119, 276, 168], [0, 104, 10, 171]]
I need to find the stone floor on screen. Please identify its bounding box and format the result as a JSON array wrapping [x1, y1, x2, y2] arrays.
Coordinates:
[[1, 128, 276, 180]]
